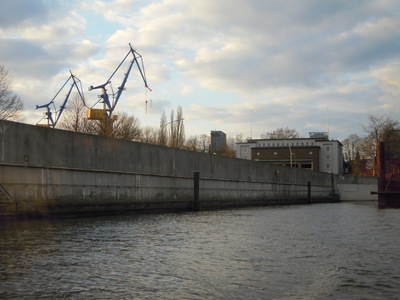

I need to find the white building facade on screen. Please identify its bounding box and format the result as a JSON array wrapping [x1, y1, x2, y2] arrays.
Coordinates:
[[236, 132, 344, 174]]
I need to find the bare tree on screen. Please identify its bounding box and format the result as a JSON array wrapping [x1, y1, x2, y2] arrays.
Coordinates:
[[184, 135, 200, 151], [234, 133, 246, 143], [0, 65, 23, 120], [158, 110, 168, 146], [221, 136, 237, 157], [141, 126, 159, 144], [111, 112, 142, 141], [59, 97, 142, 141], [361, 114, 398, 142], [358, 114, 399, 175], [88, 112, 142, 140], [218, 134, 245, 157], [198, 133, 211, 153], [169, 108, 176, 147], [360, 114, 399, 160], [261, 127, 300, 139], [58, 94, 94, 133], [95, 118, 114, 137], [342, 134, 362, 162], [168, 106, 185, 148], [176, 106, 185, 148]]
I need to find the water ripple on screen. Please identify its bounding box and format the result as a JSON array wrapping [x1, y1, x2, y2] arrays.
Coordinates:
[[1, 203, 400, 299]]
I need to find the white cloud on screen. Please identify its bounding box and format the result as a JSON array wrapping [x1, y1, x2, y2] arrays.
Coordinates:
[[371, 63, 400, 93], [99, 0, 400, 95], [1, 0, 400, 140]]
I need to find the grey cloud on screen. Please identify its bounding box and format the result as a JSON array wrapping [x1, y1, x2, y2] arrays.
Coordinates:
[[46, 42, 100, 62], [0, 38, 65, 78], [0, 37, 101, 80], [0, 0, 50, 27], [178, 3, 400, 91]]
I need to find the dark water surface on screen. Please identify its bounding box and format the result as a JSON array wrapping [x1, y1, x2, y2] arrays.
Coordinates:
[[1, 202, 399, 299]]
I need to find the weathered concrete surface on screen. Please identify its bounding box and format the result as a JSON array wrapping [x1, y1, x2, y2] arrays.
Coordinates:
[[337, 175, 377, 201], [0, 120, 373, 218]]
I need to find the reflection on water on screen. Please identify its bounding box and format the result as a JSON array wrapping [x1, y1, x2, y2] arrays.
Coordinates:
[[1, 202, 399, 299]]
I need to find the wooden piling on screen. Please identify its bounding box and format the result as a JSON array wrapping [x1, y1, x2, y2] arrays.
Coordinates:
[[193, 171, 200, 211]]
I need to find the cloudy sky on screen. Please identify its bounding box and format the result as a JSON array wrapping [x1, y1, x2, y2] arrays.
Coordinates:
[[1, 0, 400, 141]]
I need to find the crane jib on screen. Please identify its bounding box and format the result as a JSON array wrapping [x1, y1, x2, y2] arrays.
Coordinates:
[[35, 44, 151, 126], [35, 72, 85, 128], [87, 44, 151, 120]]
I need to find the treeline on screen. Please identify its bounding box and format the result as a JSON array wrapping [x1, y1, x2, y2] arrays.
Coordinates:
[[58, 96, 240, 156]]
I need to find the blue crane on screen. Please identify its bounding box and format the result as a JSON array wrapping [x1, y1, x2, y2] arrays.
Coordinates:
[[36, 71, 86, 128], [87, 44, 151, 120]]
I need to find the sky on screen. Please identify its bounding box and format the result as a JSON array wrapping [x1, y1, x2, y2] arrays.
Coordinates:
[[1, 0, 400, 141]]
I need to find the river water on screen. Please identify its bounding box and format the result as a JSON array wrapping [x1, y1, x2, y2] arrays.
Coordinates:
[[1, 202, 399, 299]]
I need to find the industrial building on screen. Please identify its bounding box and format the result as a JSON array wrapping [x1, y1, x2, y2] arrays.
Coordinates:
[[211, 131, 227, 153], [236, 132, 344, 174]]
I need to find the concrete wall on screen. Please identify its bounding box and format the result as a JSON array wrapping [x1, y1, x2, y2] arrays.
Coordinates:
[[336, 175, 377, 201], [0, 120, 374, 217]]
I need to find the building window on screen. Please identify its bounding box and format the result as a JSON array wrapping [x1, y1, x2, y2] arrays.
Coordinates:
[[244, 148, 248, 153], [277, 143, 279, 146], [326, 163, 330, 169], [326, 146, 330, 151], [326, 155, 330, 160]]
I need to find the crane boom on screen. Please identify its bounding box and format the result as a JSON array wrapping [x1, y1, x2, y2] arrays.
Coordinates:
[[88, 44, 151, 119], [36, 71, 86, 128]]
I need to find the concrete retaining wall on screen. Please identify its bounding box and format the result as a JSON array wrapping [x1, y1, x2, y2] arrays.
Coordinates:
[[337, 175, 377, 201], [0, 120, 374, 218]]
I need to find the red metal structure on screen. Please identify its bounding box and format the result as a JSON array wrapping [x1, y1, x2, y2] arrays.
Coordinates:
[[372, 141, 400, 208]]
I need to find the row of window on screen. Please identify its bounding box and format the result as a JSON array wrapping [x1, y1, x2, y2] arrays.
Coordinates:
[[241, 144, 333, 158], [258, 141, 314, 147], [256, 151, 314, 156]]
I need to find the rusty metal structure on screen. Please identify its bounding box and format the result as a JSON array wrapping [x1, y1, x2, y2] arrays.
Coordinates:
[[372, 140, 400, 208]]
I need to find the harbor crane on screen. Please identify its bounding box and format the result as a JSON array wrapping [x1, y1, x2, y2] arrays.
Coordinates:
[[87, 44, 151, 120], [36, 71, 86, 128]]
